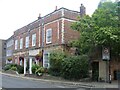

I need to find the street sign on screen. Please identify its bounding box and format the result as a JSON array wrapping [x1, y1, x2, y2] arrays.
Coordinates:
[[102, 47, 110, 60]]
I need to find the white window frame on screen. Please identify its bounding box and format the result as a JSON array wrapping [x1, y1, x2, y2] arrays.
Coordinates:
[[25, 36, 29, 48], [20, 38, 23, 49], [46, 29, 52, 44], [32, 34, 36, 46], [15, 40, 18, 50], [7, 39, 14, 47], [43, 52, 50, 68], [6, 50, 12, 56]]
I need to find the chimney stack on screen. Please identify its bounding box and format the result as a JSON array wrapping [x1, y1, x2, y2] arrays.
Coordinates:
[[38, 13, 41, 19], [55, 6, 58, 11], [80, 4, 86, 17]]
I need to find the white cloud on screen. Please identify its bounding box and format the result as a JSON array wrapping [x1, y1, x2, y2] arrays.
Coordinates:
[[0, 0, 101, 39]]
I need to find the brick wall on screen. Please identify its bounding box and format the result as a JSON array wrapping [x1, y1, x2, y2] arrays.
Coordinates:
[[44, 20, 62, 47], [13, 7, 81, 60], [64, 20, 80, 44], [64, 9, 80, 20]]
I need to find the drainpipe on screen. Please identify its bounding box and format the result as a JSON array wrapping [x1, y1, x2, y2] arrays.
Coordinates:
[[41, 17, 44, 67]]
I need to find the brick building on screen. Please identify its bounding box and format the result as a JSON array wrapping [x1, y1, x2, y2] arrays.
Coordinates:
[[12, 6, 85, 74]]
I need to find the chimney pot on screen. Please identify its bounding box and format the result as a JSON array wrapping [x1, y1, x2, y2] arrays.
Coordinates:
[[55, 6, 57, 11], [38, 13, 41, 19]]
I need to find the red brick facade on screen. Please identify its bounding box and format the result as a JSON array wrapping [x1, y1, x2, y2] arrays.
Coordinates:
[[12, 7, 80, 65]]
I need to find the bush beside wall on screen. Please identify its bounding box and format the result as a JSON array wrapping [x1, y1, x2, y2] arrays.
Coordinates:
[[61, 55, 90, 80]]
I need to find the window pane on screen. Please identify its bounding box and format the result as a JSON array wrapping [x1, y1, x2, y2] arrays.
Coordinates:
[[32, 34, 36, 46], [20, 38, 23, 49], [15, 40, 18, 50], [44, 64, 48, 68], [46, 29, 52, 44], [26, 36, 29, 48]]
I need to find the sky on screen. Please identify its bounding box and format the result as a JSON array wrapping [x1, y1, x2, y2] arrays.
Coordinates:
[[0, 0, 115, 39]]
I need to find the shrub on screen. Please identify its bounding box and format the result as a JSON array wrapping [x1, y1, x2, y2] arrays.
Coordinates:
[[35, 67, 44, 76], [11, 66, 17, 71], [7, 58, 12, 62], [49, 51, 66, 76], [17, 65, 24, 74], [3, 64, 11, 71], [61, 55, 90, 80], [32, 64, 41, 74], [10, 64, 18, 67], [3, 64, 24, 74]]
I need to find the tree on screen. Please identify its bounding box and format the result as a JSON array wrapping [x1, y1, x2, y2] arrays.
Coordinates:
[[92, 1, 120, 57], [49, 51, 66, 76], [71, 1, 120, 58], [61, 55, 89, 80]]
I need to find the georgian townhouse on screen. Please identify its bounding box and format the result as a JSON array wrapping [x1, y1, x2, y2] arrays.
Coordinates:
[[6, 35, 14, 64], [6, 3, 120, 82], [13, 5, 85, 74]]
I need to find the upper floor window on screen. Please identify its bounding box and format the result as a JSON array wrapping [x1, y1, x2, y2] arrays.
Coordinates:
[[6, 50, 12, 56], [25, 36, 29, 48], [32, 33, 36, 46], [7, 39, 14, 47], [46, 29, 52, 44], [20, 38, 23, 49], [15, 40, 18, 50]]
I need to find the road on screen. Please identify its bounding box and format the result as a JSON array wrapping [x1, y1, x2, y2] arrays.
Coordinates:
[[1, 74, 89, 90]]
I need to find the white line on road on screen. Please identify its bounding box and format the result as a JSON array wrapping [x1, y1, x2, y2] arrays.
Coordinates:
[[56, 85, 65, 88]]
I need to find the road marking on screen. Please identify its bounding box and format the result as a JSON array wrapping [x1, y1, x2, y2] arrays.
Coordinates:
[[56, 85, 65, 88]]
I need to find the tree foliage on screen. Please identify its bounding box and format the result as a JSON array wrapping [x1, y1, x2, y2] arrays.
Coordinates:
[[71, 1, 120, 57], [49, 51, 66, 76], [61, 55, 89, 80]]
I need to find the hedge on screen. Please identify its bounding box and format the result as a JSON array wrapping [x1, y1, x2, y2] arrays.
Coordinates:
[[61, 55, 90, 80]]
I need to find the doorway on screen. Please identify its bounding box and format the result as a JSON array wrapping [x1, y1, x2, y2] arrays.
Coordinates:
[[92, 62, 99, 81]]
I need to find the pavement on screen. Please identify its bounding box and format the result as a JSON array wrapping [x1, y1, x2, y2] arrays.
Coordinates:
[[0, 71, 119, 89]]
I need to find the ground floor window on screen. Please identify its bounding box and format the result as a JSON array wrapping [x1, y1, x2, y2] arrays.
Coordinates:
[[43, 52, 50, 68], [20, 60, 23, 66]]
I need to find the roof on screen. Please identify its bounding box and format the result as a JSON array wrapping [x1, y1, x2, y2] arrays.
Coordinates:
[[14, 7, 80, 34]]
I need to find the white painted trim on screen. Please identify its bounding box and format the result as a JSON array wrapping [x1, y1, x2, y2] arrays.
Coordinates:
[[44, 18, 77, 27], [61, 18, 65, 43], [15, 39, 18, 50], [46, 28, 52, 44], [25, 36, 29, 48], [64, 18, 77, 22], [20, 38, 23, 49], [61, 8, 64, 17], [38, 25, 41, 47], [24, 58, 26, 75], [57, 21, 59, 40], [29, 49, 39, 56], [32, 33, 36, 47], [29, 57, 32, 74], [13, 51, 28, 56], [44, 19, 60, 27]]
